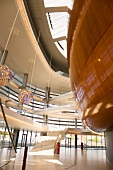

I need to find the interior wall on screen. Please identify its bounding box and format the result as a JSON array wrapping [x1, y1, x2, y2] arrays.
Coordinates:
[[106, 125, 113, 165]]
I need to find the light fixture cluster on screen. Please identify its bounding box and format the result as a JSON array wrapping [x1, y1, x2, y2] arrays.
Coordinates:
[[18, 89, 33, 105], [0, 65, 12, 86], [0, 9, 32, 105]]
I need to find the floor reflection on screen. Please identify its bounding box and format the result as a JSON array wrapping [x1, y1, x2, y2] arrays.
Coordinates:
[[2, 147, 113, 170]]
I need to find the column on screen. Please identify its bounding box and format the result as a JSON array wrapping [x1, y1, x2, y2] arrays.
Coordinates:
[[13, 129, 20, 148], [75, 118, 77, 148], [43, 86, 50, 124], [41, 87, 50, 136], [105, 125, 113, 164], [75, 135, 77, 148], [75, 118, 77, 128]]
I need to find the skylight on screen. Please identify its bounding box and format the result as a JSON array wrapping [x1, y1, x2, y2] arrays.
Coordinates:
[[44, 0, 73, 9], [44, 0, 74, 58]]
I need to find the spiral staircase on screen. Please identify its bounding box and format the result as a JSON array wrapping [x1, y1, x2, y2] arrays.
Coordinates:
[[31, 128, 68, 153]]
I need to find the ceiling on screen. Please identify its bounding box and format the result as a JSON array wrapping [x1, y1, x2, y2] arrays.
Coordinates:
[[0, 0, 71, 94], [24, 0, 69, 73]]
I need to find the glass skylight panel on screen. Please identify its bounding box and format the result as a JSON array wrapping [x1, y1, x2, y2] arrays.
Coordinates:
[[44, 0, 67, 7], [44, 0, 74, 9], [49, 12, 68, 38], [46, 12, 68, 58], [44, 0, 74, 58]]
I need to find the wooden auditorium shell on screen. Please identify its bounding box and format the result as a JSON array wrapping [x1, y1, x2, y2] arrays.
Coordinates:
[[68, 0, 113, 132]]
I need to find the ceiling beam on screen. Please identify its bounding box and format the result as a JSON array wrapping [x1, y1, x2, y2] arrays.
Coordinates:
[[53, 36, 67, 42], [45, 6, 71, 14]]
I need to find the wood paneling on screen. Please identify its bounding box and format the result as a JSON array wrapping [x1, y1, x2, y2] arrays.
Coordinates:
[[90, 0, 113, 36], [68, 0, 113, 132]]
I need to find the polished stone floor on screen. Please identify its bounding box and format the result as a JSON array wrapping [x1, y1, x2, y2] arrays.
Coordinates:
[[2, 147, 113, 170]]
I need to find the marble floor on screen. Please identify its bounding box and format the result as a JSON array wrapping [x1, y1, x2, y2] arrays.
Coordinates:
[[1, 147, 113, 170]]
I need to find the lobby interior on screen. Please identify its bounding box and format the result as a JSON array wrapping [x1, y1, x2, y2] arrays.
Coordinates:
[[0, 0, 113, 169]]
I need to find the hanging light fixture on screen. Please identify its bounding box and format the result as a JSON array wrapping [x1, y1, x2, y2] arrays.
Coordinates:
[[18, 89, 33, 105], [18, 57, 36, 105], [0, 50, 12, 86], [0, 9, 19, 87], [18, 73, 33, 105], [0, 64, 12, 86]]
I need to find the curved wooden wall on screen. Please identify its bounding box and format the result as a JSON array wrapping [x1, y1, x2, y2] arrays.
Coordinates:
[[68, 0, 113, 132]]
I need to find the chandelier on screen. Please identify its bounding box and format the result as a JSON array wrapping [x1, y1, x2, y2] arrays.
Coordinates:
[[18, 89, 33, 104], [0, 10, 19, 87], [0, 65, 12, 86]]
